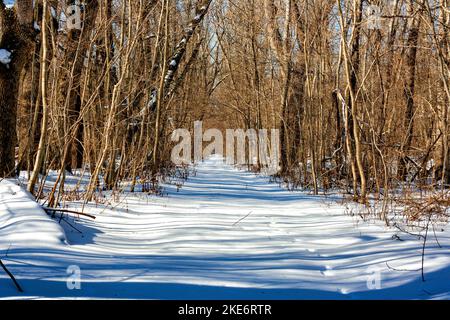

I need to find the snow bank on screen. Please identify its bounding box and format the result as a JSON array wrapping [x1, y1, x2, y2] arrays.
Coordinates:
[[0, 180, 66, 250]]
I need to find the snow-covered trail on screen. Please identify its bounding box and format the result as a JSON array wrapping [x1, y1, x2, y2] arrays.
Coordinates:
[[1, 155, 450, 299]]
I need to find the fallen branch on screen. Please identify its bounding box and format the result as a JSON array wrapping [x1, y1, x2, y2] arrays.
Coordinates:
[[385, 261, 421, 272], [42, 207, 96, 220], [0, 259, 24, 293], [232, 211, 253, 226]]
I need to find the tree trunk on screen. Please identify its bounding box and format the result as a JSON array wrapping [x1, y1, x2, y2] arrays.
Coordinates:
[[28, 0, 49, 194], [398, 0, 421, 181], [59, 0, 99, 172], [0, 1, 34, 178]]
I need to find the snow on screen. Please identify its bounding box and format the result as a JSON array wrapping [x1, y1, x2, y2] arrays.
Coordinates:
[[0, 49, 12, 65], [193, 14, 202, 22], [0, 180, 66, 247], [4, 1, 14, 9], [50, 7, 57, 19], [1, 156, 450, 299], [34, 21, 40, 31]]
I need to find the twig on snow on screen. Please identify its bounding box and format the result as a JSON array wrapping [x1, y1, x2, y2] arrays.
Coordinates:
[[0, 259, 24, 293], [232, 211, 253, 226]]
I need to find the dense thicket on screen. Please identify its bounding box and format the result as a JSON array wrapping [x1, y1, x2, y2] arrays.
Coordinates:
[[0, 0, 449, 205]]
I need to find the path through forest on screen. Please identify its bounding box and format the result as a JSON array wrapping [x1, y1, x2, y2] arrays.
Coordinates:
[[1, 155, 450, 299]]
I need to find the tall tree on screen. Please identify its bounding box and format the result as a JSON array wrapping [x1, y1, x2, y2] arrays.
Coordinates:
[[398, 0, 422, 181], [0, 0, 35, 177], [59, 0, 99, 171]]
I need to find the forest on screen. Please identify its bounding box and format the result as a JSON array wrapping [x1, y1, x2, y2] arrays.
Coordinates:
[[1, 0, 449, 202], [0, 0, 449, 300]]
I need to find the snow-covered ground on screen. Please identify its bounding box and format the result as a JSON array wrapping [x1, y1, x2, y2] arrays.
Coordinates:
[[1, 155, 450, 299]]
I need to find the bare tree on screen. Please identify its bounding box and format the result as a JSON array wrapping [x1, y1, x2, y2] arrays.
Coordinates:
[[0, 0, 35, 178]]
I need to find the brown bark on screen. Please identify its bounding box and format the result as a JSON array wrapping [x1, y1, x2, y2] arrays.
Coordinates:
[[59, 0, 99, 171], [398, 0, 422, 181], [17, 48, 40, 173], [0, 1, 35, 178]]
